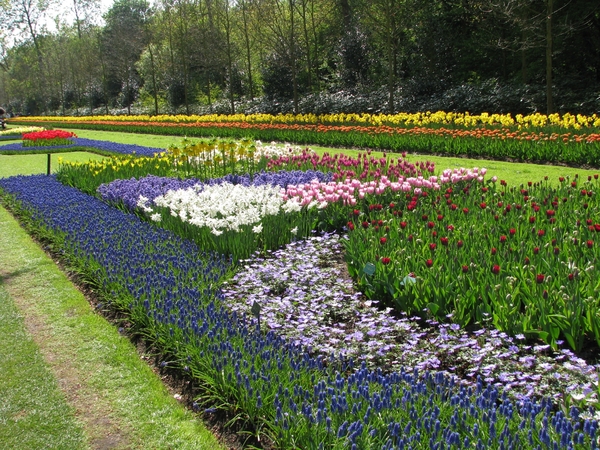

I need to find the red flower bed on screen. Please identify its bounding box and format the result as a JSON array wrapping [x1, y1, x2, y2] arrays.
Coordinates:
[[22, 129, 77, 147]]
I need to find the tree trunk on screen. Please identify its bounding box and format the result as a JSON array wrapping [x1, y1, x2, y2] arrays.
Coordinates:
[[240, 0, 254, 99], [299, 0, 312, 93], [289, 0, 298, 114], [148, 44, 159, 115], [339, 0, 351, 29], [387, 32, 395, 113], [546, 0, 553, 114], [224, 1, 235, 114]]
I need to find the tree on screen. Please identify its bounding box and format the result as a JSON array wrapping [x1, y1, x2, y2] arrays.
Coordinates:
[[215, 0, 237, 113], [255, 0, 302, 110], [235, 0, 257, 99], [71, 0, 102, 38], [0, 0, 56, 110], [362, 0, 411, 111], [101, 0, 152, 113]]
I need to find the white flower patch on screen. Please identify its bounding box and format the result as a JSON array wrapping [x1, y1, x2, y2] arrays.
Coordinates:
[[151, 182, 285, 234], [254, 141, 307, 160]]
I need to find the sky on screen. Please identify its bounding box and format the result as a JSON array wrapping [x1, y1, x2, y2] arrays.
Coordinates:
[[47, 0, 116, 30]]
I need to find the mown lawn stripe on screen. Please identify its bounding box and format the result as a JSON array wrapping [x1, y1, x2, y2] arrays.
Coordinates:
[[0, 204, 224, 449]]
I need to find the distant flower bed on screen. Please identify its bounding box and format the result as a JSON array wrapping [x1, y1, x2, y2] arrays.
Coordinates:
[[0, 137, 164, 155], [10, 117, 600, 166], [22, 129, 77, 147], [10, 110, 600, 130], [0, 126, 44, 136]]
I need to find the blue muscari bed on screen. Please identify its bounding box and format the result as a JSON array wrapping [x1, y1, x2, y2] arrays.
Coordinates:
[[0, 137, 163, 156]]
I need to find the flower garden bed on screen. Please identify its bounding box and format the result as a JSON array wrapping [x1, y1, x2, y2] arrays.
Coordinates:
[[22, 129, 77, 147], [9, 112, 600, 166], [0, 137, 164, 156], [0, 135, 21, 141], [1, 123, 600, 448]]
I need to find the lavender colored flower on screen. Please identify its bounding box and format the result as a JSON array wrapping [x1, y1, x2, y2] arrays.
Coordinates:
[[98, 170, 333, 211]]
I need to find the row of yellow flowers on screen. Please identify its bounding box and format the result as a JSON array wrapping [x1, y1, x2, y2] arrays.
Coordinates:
[[12, 111, 600, 130]]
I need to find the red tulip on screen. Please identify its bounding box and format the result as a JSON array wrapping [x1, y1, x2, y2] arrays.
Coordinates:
[[536, 274, 545, 283]]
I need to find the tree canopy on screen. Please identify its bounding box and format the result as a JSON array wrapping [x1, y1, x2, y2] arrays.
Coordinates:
[[0, 0, 598, 115]]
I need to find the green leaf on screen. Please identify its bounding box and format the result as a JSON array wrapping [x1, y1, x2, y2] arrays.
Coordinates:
[[427, 302, 440, 315], [563, 332, 576, 351], [525, 329, 550, 341]]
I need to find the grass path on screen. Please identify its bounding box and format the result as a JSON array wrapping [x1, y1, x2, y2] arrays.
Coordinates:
[[0, 204, 225, 449], [0, 151, 106, 178], [0, 277, 88, 449]]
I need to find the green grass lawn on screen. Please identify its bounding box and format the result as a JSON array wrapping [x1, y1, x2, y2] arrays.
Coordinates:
[[0, 283, 89, 450], [0, 157, 225, 448], [0, 152, 106, 178]]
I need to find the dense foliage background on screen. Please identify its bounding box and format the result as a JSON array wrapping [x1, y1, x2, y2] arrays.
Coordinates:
[[0, 0, 599, 116]]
